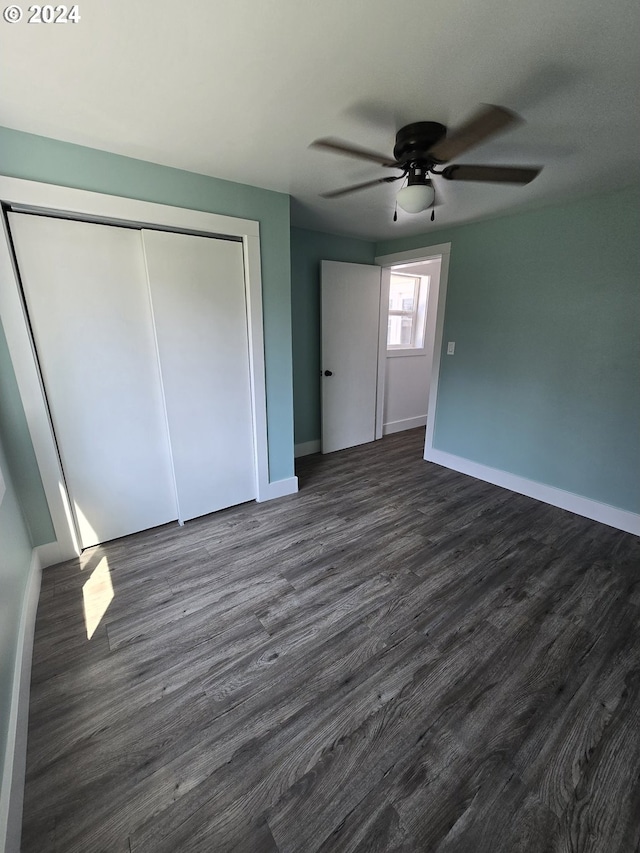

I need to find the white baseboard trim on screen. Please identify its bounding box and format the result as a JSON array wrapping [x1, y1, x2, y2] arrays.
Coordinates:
[[383, 415, 427, 436], [425, 448, 640, 535], [35, 541, 64, 568], [257, 476, 299, 502], [294, 440, 321, 458], [0, 549, 42, 853]]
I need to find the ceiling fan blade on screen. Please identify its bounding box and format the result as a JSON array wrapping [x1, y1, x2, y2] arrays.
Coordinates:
[[321, 175, 403, 199], [311, 137, 398, 167], [428, 104, 522, 164], [440, 164, 541, 184]]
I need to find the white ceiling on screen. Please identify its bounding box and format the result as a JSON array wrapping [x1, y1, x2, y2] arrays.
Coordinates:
[[1, 0, 638, 241]]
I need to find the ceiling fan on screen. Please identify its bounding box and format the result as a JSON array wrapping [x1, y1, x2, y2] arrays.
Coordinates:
[[311, 104, 541, 218]]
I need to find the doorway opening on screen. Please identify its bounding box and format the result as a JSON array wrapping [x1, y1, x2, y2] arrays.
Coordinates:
[[375, 243, 452, 460], [316, 243, 450, 461], [376, 243, 450, 456], [381, 257, 442, 437]]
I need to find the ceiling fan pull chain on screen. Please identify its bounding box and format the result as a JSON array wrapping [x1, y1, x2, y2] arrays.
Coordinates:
[[431, 208, 435, 222], [393, 202, 398, 222]]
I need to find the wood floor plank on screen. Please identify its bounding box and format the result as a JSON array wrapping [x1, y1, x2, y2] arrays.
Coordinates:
[[432, 764, 560, 853], [314, 795, 417, 853], [129, 629, 434, 852], [21, 427, 640, 853], [549, 665, 640, 853], [517, 619, 640, 821]]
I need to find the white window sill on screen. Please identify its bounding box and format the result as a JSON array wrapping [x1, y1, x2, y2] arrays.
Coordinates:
[[386, 348, 427, 358]]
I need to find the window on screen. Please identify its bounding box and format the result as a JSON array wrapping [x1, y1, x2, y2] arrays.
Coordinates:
[[387, 273, 429, 351]]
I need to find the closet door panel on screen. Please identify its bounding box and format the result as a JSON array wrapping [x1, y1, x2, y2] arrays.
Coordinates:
[[9, 213, 178, 548], [142, 230, 255, 521]]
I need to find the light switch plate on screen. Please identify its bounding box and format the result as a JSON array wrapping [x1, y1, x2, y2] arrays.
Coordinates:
[[447, 341, 455, 355]]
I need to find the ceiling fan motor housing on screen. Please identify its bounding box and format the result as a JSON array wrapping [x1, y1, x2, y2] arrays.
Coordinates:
[[406, 166, 433, 187], [393, 122, 447, 165]]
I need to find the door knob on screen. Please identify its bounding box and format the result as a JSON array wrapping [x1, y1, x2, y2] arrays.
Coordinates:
[[323, 370, 333, 377]]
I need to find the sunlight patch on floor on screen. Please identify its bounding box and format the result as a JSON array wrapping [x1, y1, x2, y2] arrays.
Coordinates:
[[82, 556, 114, 639]]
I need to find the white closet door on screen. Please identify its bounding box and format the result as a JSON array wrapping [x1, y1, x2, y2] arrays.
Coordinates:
[[142, 230, 255, 521], [9, 213, 178, 548]]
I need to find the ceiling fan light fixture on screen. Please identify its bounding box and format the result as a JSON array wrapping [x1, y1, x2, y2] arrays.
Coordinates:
[[396, 182, 435, 214]]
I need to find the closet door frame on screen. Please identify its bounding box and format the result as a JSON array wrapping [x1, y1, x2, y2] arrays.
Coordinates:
[[0, 176, 273, 564]]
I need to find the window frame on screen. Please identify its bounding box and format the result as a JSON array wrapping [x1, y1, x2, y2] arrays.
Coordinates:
[[386, 272, 430, 357]]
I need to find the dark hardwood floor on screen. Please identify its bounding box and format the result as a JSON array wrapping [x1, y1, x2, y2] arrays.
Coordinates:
[[22, 428, 640, 852]]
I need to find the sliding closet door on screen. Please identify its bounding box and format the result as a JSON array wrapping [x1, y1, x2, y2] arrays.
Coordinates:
[[8, 213, 178, 548], [142, 230, 255, 521]]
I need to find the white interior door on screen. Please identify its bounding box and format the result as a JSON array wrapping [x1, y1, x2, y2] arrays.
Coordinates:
[[9, 213, 178, 548], [321, 260, 383, 453], [142, 230, 255, 520]]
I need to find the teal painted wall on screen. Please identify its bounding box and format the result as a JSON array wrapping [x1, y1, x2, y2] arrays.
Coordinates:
[[0, 435, 33, 802], [290, 227, 375, 445], [376, 186, 640, 513], [0, 126, 295, 483]]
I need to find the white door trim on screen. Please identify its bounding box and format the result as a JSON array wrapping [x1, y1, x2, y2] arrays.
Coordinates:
[[0, 176, 272, 561], [375, 267, 391, 440], [375, 242, 452, 454]]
